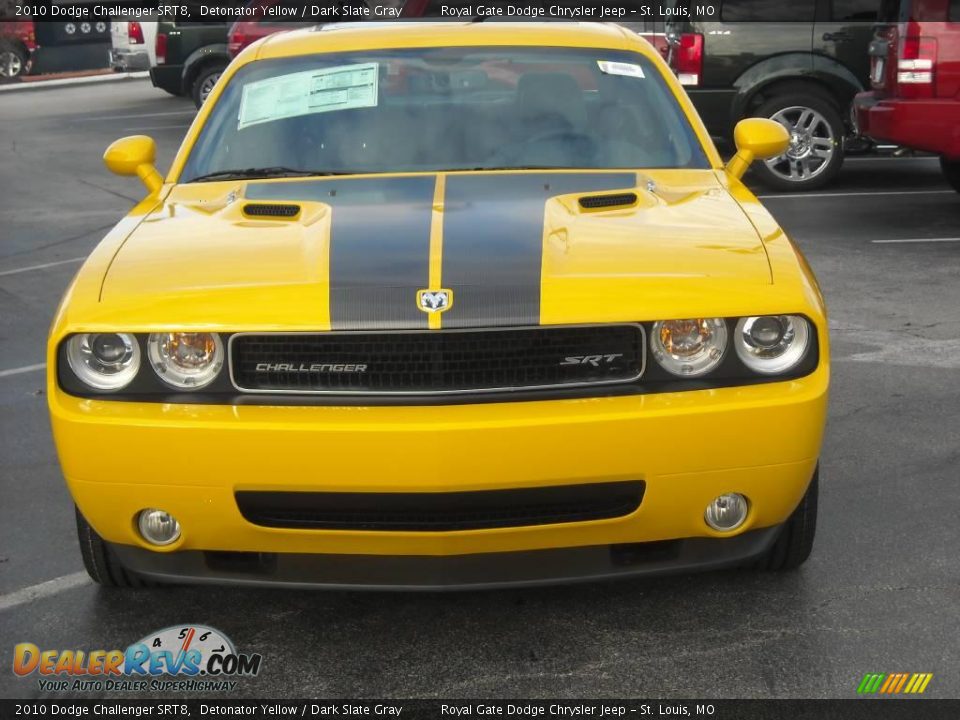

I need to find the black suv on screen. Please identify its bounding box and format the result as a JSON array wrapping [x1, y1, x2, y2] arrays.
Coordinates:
[[667, 0, 882, 190], [150, 14, 231, 108]]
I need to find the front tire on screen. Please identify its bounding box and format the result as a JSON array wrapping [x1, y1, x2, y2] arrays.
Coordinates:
[[751, 93, 845, 191], [76, 507, 150, 587], [941, 157, 960, 194], [756, 466, 819, 571]]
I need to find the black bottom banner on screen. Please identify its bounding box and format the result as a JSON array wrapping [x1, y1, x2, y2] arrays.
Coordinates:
[[2, 700, 959, 720]]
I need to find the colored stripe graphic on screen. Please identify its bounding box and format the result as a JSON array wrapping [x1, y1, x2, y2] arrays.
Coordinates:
[[441, 173, 634, 328], [247, 177, 435, 330], [857, 674, 885, 694], [880, 674, 896, 694], [857, 673, 933, 694]]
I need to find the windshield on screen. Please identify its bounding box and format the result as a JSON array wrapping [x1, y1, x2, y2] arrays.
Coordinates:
[[180, 46, 708, 181]]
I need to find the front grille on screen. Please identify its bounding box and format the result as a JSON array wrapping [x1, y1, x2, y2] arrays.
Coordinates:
[[236, 482, 645, 531], [230, 325, 645, 395]]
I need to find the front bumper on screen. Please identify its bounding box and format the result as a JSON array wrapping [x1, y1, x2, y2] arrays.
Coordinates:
[[854, 91, 960, 158], [110, 527, 782, 590], [51, 361, 827, 583]]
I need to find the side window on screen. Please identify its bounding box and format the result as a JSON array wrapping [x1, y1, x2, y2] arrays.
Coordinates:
[[950, 0, 960, 21], [831, 0, 881, 21], [721, 0, 816, 21]]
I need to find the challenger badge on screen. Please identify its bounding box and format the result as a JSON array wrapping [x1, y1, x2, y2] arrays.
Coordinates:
[[417, 289, 453, 314]]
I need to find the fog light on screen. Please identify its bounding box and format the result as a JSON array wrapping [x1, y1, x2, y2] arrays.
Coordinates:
[[704, 493, 748, 532], [137, 509, 181, 546]]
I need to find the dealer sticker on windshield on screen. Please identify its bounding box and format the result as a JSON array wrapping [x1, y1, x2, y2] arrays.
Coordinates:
[[238, 63, 379, 130], [597, 60, 645, 79]]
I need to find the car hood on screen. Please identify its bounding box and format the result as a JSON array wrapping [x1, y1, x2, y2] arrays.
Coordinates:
[[100, 170, 773, 329]]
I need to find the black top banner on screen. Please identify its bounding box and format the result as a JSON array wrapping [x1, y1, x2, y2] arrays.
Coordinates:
[[3, 1, 724, 24]]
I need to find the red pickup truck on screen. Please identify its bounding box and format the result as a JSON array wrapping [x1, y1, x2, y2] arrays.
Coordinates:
[[854, 0, 960, 193]]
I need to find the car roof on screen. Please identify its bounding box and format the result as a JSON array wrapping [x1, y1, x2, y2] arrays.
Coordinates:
[[251, 21, 652, 62]]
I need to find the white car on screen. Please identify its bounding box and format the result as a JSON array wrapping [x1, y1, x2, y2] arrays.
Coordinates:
[[109, 20, 157, 72]]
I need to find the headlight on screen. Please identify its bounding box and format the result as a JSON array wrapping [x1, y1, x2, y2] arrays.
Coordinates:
[[66, 333, 141, 390], [147, 332, 224, 389], [735, 315, 810, 375], [650, 318, 727, 377]]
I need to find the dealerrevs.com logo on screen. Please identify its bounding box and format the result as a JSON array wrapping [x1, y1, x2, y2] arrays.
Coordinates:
[[13, 625, 262, 693]]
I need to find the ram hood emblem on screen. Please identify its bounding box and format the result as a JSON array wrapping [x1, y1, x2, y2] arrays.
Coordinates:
[[417, 289, 453, 313]]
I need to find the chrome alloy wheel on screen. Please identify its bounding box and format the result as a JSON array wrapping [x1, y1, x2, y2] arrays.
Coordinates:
[[764, 106, 837, 183], [0, 50, 23, 79], [199, 71, 222, 104]]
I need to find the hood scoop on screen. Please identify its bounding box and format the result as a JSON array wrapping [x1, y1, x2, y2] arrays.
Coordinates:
[[578, 192, 639, 211], [242, 202, 302, 219]]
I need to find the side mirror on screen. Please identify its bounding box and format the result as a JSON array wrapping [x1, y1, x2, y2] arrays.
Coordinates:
[[103, 136, 163, 194], [725, 118, 790, 181]]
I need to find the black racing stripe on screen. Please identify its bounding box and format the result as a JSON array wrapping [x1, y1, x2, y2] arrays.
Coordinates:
[[247, 177, 434, 329], [441, 173, 635, 328]]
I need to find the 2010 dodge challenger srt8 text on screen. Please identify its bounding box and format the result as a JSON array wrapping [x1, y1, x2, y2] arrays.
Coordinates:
[[48, 22, 828, 589]]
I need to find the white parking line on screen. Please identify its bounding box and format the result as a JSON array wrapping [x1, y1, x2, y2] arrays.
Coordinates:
[[0, 572, 90, 612], [0, 363, 46, 378], [872, 237, 960, 244], [0, 257, 85, 277], [757, 189, 955, 199]]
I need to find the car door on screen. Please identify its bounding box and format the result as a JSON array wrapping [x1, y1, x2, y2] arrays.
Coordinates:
[[813, 0, 883, 87]]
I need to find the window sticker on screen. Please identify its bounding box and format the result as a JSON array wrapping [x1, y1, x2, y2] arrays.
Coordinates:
[[238, 62, 379, 130], [597, 60, 645, 79]]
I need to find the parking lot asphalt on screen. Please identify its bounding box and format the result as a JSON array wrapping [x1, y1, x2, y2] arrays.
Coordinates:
[[1, 80, 958, 700]]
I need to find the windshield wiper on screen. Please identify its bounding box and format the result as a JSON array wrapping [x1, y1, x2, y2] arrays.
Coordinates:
[[187, 167, 355, 183], [188, 166, 583, 182]]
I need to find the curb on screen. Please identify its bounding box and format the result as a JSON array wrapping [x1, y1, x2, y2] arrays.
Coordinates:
[[0, 71, 151, 93]]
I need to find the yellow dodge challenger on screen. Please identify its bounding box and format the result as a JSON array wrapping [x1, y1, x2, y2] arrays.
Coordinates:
[[48, 22, 828, 589]]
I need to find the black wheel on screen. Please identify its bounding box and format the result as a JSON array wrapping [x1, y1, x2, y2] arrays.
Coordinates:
[[756, 466, 819, 571], [191, 63, 226, 108], [750, 92, 846, 191], [76, 507, 150, 587], [941, 157, 960, 194], [0, 39, 28, 81]]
